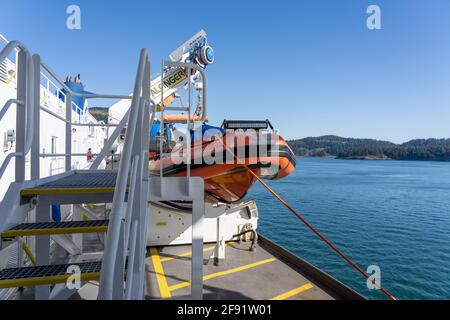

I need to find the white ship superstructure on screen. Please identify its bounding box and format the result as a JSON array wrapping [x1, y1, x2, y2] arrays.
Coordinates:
[[0, 34, 106, 200]]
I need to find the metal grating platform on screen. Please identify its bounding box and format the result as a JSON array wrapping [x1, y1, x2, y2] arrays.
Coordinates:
[[2, 220, 109, 238], [0, 261, 102, 289], [21, 171, 121, 196]]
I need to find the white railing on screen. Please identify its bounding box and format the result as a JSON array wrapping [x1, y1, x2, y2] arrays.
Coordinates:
[[0, 40, 35, 182], [28, 50, 153, 299], [1, 37, 119, 183], [159, 61, 208, 193], [29, 55, 132, 179], [97, 49, 152, 299], [39, 72, 85, 121]]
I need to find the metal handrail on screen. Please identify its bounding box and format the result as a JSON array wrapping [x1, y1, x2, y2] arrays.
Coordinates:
[[159, 61, 207, 193], [33, 57, 134, 172], [0, 40, 34, 182], [123, 154, 140, 254], [2, 37, 154, 299], [89, 99, 156, 170], [90, 108, 130, 170], [163, 61, 208, 122], [98, 48, 150, 299], [0, 99, 23, 121]]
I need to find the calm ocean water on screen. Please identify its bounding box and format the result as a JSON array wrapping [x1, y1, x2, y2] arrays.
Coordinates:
[[247, 157, 450, 300]]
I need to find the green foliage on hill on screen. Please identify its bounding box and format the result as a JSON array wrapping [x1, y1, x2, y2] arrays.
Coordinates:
[[88, 107, 109, 123], [287, 136, 450, 161]]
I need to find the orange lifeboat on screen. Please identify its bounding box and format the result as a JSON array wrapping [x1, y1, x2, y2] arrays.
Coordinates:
[[149, 121, 296, 203]]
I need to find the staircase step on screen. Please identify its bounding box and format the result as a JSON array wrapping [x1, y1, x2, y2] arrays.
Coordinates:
[[1, 220, 109, 238], [21, 171, 122, 197], [0, 261, 101, 289]]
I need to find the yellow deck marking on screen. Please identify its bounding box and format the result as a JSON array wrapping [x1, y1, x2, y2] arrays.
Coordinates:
[[160, 242, 236, 262], [149, 247, 172, 299], [168, 257, 276, 292], [0, 272, 99, 289], [270, 283, 314, 300], [2, 226, 108, 237]]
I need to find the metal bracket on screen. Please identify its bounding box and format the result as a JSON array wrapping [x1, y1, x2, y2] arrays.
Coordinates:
[[29, 196, 38, 209], [148, 177, 204, 300]]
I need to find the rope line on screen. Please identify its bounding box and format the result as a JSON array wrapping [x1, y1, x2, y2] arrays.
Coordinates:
[[218, 137, 397, 300]]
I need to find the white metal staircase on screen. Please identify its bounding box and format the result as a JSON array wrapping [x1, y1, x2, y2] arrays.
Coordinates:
[[0, 40, 207, 300]]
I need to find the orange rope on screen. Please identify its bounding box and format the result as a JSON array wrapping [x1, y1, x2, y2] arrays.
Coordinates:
[[218, 137, 397, 300]]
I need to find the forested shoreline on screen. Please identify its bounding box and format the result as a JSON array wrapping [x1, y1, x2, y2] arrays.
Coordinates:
[[287, 136, 450, 161]]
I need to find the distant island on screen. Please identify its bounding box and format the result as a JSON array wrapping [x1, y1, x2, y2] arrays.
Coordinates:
[[89, 107, 109, 123], [287, 135, 450, 161]]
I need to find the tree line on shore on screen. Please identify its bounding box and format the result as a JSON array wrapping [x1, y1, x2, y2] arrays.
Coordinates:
[[287, 135, 450, 161]]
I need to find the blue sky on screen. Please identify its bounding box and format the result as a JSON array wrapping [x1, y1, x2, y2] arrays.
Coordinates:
[[1, 0, 450, 143]]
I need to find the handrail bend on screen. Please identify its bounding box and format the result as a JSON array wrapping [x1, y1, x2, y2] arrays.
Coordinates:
[[0, 40, 34, 182]]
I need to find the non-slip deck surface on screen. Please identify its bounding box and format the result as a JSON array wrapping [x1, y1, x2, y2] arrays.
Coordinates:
[[0, 261, 102, 288], [9, 236, 362, 299], [21, 171, 119, 195], [145, 241, 334, 300], [2, 220, 109, 237]]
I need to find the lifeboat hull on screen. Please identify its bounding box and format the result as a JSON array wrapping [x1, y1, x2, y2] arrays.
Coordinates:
[[149, 132, 296, 203]]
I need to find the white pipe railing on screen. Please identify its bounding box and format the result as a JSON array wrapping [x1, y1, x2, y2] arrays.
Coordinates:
[[2, 37, 157, 300], [0, 99, 23, 121], [124, 220, 138, 299], [98, 49, 151, 299], [0, 40, 34, 183], [31, 55, 133, 172], [163, 61, 208, 122], [158, 61, 207, 193], [32, 48, 153, 299], [123, 155, 139, 252]]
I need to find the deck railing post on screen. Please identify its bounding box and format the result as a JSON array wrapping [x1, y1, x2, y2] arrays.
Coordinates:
[[31, 54, 41, 180], [98, 49, 148, 300], [65, 94, 72, 171], [15, 50, 27, 182], [191, 182, 205, 300]]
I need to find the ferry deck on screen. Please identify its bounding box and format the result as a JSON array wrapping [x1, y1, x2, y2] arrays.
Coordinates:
[[145, 236, 364, 300], [9, 234, 364, 300]]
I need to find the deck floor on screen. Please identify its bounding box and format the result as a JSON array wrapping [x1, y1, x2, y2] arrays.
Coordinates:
[[145, 240, 333, 300], [11, 235, 361, 300]]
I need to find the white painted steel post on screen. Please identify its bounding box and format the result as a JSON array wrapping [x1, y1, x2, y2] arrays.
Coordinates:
[[213, 216, 225, 263], [124, 221, 138, 299], [31, 55, 41, 180], [128, 100, 144, 298], [186, 67, 191, 196], [34, 204, 51, 300], [65, 93, 72, 171], [98, 49, 148, 299], [111, 221, 125, 299], [191, 181, 204, 300], [15, 50, 26, 182], [148, 178, 204, 299], [134, 59, 151, 299], [123, 155, 139, 259], [159, 60, 164, 196]]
